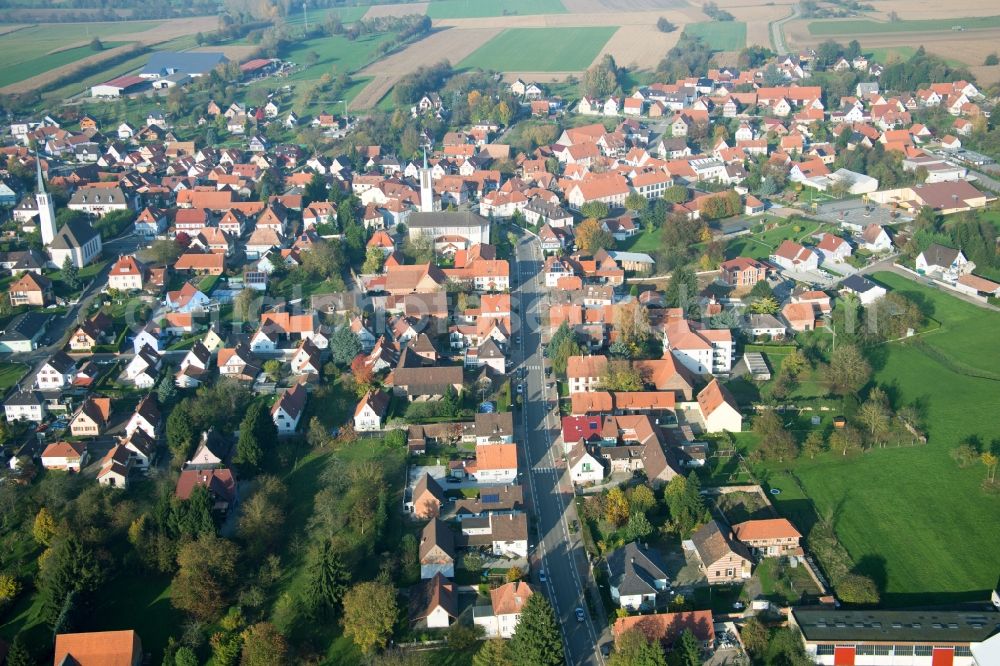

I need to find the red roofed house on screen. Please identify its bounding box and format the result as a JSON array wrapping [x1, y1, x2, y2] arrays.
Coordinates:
[[41, 440, 89, 471], [732, 518, 802, 556], [815, 233, 852, 264], [720, 257, 767, 288], [771, 240, 818, 272], [566, 355, 608, 394], [8, 271, 53, 307], [54, 630, 143, 666], [696, 378, 741, 433], [175, 468, 237, 512], [782, 301, 817, 332], [613, 610, 716, 650], [108, 255, 148, 291]]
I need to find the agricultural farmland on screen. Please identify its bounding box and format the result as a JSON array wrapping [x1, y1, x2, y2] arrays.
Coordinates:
[[426, 0, 568, 19], [683, 20, 747, 51], [459, 26, 616, 72], [808, 14, 1000, 35]]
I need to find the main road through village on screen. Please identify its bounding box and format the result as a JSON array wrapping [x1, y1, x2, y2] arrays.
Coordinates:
[[512, 231, 608, 666]]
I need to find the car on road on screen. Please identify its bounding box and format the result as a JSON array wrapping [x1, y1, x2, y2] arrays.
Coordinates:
[[513, 336, 520, 345], [517, 384, 524, 394], [575, 607, 585, 622], [538, 570, 546, 583]]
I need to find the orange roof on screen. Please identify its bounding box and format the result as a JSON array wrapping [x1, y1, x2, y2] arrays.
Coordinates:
[[696, 378, 737, 418], [490, 581, 534, 615], [41, 440, 86, 459], [732, 518, 801, 542], [175, 252, 224, 272], [782, 301, 816, 324], [54, 630, 142, 666], [566, 355, 608, 379], [613, 611, 715, 644], [475, 442, 517, 471], [571, 391, 613, 414]]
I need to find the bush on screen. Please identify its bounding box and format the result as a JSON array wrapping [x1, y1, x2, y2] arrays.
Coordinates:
[[656, 17, 677, 32], [985, 53, 999, 66]]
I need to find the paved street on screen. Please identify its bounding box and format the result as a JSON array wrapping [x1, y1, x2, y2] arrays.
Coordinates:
[[512, 231, 608, 665]]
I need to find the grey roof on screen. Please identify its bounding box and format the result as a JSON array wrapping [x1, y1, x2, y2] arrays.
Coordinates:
[[50, 217, 100, 251], [475, 411, 513, 440], [792, 608, 1000, 644], [68, 186, 128, 207], [745, 313, 785, 329], [920, 242, 961, 269], [524, 198, 572, 220], [419, 517, 454, 561], [142, 51, 227, 77], [841, 274, 882, 294], [407, 210, 489, 229], [1, 312, 47, 341], [5, 390, 43, 407], [44, 351, 76, 374], [477, 337, 505, 360], [691, 519, 752, 566], [607, 542, 669, 597]]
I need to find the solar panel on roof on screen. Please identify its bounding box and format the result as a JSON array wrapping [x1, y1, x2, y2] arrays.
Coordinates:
[[482, 494, 499, 503]]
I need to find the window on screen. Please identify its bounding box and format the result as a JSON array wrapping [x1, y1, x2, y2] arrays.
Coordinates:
[[914, 646, 932, 657], [872, 645, 892, 656], [726, 568, 734, 576], [816, 645, 835, 656]]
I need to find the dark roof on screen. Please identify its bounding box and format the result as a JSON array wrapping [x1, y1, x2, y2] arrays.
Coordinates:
[[419, 517, 454, 561], [50, 217, 100, 251], [691, 519, 751, 565], [792, 608, 1000, 644], [1, 312, 47, 341], [920, 242, 961, 268], [143, 51, 227, 77], [841, 274, 882, 294], [475, 412, 514, 441], [413, 472, 445, 505], [607, 541, 670, 596], [5, 390, 43, 407], [407, 210, 490, 229], [45, 351, 76, 374]]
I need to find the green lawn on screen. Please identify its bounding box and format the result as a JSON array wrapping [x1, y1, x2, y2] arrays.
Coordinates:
[[427, 0, 567, 19], [459, 27, 616, 72], [760, 272, 1000, 605], [682, 21, 747, 51], [0, 362, 28, 393], [808, 15, 1000, 35], [725, 217, 827, 261], [0, 41, 127, 88], [618, 227, 662, 254], [866, 46, 918, 64]]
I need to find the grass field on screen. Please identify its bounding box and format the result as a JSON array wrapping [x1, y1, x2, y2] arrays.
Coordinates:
[[808, 15, 1000, 35], [725, 217, 829, 261], [0, 40, 127, 87], [0, 362, 28, 393], [683, 21, 747, 51], [762, 272, 1000, 604], [866, 46, 918, 63], [426, 0, 567, 19], [283, 5, 369, 25], [459, 26, 616, 72]]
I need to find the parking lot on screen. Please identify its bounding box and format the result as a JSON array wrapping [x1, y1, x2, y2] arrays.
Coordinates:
[[813, 199, 908, 229]]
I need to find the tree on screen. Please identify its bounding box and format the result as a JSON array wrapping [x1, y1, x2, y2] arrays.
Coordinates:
[[342, 580, 398, 654], [782, 348, 808, 377], [740, 617, 769, 657], [629, 484, 656, 514], [61, 256, 80, 291], [753, 410, 798, 462], [167, 401, 197, 461], [575, 218, 615, 255], [6, 635, 31, 666], [89, 36, 103, 50], [604, 487, 631, 526], [858, 387, 891, 446], [748, 295, 779, 315], [610, 628, 666, 666], [986, 53, 999, 66], [803, 430, 826, 459], [624, 511, 654, 542], [0, 574, 21, 605], [827, 344, 871, 395], [172, 534, 240, 621], [664, 267, 698, 311], [156, 371, 177, 405], [473, 639, 512, 666], [33, 507, 58, 546], [304, 540, 351, 618], [982, 452, 999, 483], [37, 536, 103, 626], [580, 201, 610, 220], [615, 301, 650, 353], [330, 325, 362, 367], [240, 622, 288, 666], [831, 425, 864, 456], [663, 473, 706, 536], [625, 193, 649, 212], [601, 360, 643, 392], [656, 17, 677, 32], [362, 246, 385, 274], [508, 593, 564, 666], [506, 566, 524, 583], [235, 402, 275, 471], [463, 551, 484, 574], [667, 629, 701, 666], [263, 359, 282, 382]]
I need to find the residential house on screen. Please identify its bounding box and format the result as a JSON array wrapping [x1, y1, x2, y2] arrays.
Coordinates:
[[4, 390, 47, 423], [860, 223, 893, 253], [354, 390, 390, 432], [473, 442, 518, 484], [69, 312, 113, 351], [720, 257, 768, 288], [69, 396, 112, 437], [411, 574, 457, 629], [419, 517, 455, 579], [782, 301, 818, 332], [124, 344, 162, 388], [175, 341, 211, 388], [916, 243, 970, 279], [97, 445, 133, 489], [217, 344, 263, 382], [771, 240, 819, 272], [290, 338, 322, 376], [567, 440, 605, 484], [41, 440, 89, 471], [410, 472, 446, 519], [108, 255, 147, 291], [815, 233, 852, 264], [271, 383, 306, 434], [36, 351, 76, 391], [0, 311, 48, 352], [473, 582, 535, 639], [840, 274, 887, 305], [8, 271, 52, 307], [732, 518, 802, 557], [695, 379, 742, 433], [54, 630, 143, 666], [459, 512, 529, 558], [612, 611, 716, 651], [689, 519, 752, 584], [606, 541, 670, 611], [175, 467, 237, 513]]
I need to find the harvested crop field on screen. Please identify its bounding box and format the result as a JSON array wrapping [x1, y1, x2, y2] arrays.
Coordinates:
[[596, 24, 679, 70], [560, 0, 687, 11], [459, 26, 616, 71], [864, 0, 1000, 22], [426, 0, 567, 19], [808, 15, 1000, 36], [364, 2, 429, 19], [353, 26, 502, 108]]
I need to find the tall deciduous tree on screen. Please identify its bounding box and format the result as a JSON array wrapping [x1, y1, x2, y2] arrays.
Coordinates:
[[172, 534, 240, 622], [610, 628, 667, 666], [827, 344, 871, 395], [508, 593, 564, 666], [575, 218, 615, 255], [342, 580, 398, 654], [240, 622, 288, 666]]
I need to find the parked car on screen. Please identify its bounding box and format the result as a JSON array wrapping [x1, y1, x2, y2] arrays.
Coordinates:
[[575, 607, 586, 622]]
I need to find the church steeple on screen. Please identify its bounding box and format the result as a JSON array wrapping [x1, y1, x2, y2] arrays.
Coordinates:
[[35, 153, 56, 247], [419, 147, 434, 213]]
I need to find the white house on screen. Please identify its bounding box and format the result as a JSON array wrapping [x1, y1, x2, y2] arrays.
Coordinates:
[[473, 582, 534, 639], [353, 390, 389, 432], [473, 443, 517, 484], [916, 243, 970, 280], [40, 440, 88, 472], [4, 390, 47, 423], [271, 383, 306, 435], [815, 233, 852, 264], [840, 274, 887, 305], [35, 352, 76, 391], [606, 542, 670, 611], [771, 240, 819, 272], [568, 441, 605, 485], [860, 223, 893, 253], [696, 379, 742, 433]]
